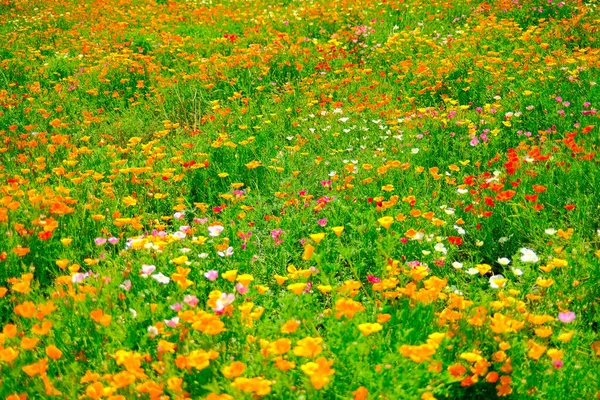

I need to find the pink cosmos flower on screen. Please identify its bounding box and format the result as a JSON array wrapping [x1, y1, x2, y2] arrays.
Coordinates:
[[170, 303, 183, 311], [94, 238, 107, 245], [317, 218, 328, 227], [108, 237, 119, 245]]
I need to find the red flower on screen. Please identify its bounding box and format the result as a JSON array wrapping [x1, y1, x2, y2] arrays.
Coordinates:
[[496, 190, 516, 201]]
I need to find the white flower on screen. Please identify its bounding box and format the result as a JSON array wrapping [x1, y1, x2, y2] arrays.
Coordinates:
[[545, 228, 557, 235], [422, 250, 431, 255], [129, 308, 137, 318], [452, 261, 464, 269], [498, 237, 508, 243], [457, 188, 468, 195], [208, 225, 224, 237], [198, 253, 209, 259], [147, 325, 159, 338], [172, 231, 186, 240], [152, 272, 170, 284], [520, 247, 539, 263], [218, 246, 234, 257], [434, 242, 447, 254], [454, 225, 466, 235], [489, 274, 506, 289], [411, 148, 419, 154], [511, 268, 524, 276], [466, 268, 479, 275], [476, 240, 484, 247], [141, 264, 156, 278], [497, 257, 511, 266]]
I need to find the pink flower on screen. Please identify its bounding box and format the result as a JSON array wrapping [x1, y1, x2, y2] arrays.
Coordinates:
[[317, 218, 328, 227], [141, 264, 156, 277], [552, 359, 564, 369], [214, 293, 235, 314], [108, 237, 119, 245], [120, 280, 132, 291], [170, 303, 183, 311], [184, 295, 198, 307], [164, 317, 179, 328], [367, 275, 381, 283], [558, 311, 576, 323], [94, 237, 107, 245], [235, 283, 248, 294], [204, 270, 218, 281]]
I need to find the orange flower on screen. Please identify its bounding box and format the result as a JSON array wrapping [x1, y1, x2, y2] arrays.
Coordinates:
[[21, 337, 39, 350], [222, 361, 246, 378], [90, 309, 112, 326], [353, 386, 369, 400], [46, 345, 63, 360], [14, 301, 36, 318], [231, 377, 272, 396], [280, 319, 301, 334], [300, 357, 335, 389], [334, 298, 365, 319], [302, 243, 315, 260]]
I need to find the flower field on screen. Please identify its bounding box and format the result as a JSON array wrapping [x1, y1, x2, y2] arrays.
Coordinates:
[[1, 0, 600, 398]]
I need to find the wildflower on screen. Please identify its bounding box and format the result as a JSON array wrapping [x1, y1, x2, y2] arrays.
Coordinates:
[[208, 225, 224, 237], [231, 377, 271, 396], [288, 282, 307, 295], [335, 298, 365, 319], [152, 273, 170, 285], [497, 258, 510, 266], [358, 323, 383, 336], [204, 270, 218, 281], [489, 275, 506, 289], [331, 226, 344, 236], [281, 320, 301, 334], [222, 361, 246, 378], [301, 357, 335, 389], [293, 337, 323, 357], [558, 311, 576, 323], [218, 247, 234, 257], [520, 248, 539, 263], [141, 264, 156, 278], [310, 232, 326, 243], [378, 216, 394, 229]]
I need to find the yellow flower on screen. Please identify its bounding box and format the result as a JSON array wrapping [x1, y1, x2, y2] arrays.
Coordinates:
[[358, 323, 383, 336], [222, 270, 238, 282], [331, 226, 344, 236], [287, 283, 307, 295], [378, 216, 394, 230], [293, 337, 323, 357], [310, 233, 326, 244], [316, 285, 332, 294], [475, 264, 492, 275], [236, 274, 254, 287], [557, 330, 574, 343]]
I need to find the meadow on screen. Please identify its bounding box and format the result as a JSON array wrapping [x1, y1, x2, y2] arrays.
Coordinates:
[[1, 0, 600, 398]]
